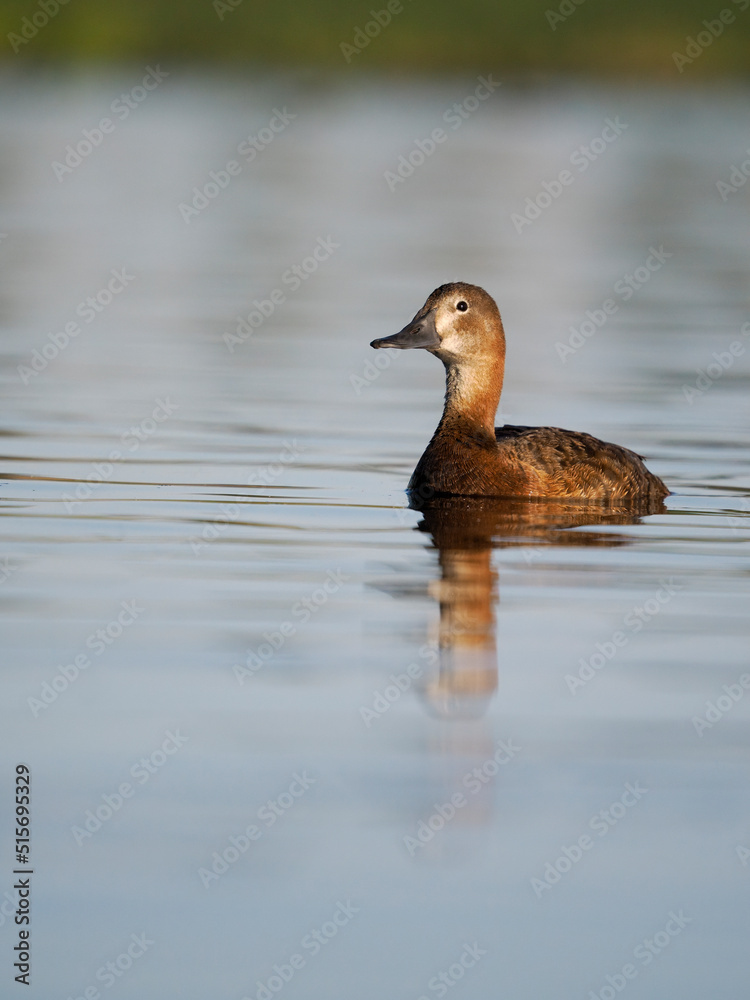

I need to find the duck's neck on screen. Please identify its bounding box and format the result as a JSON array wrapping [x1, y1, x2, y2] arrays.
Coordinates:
[[436, 355, 505, 438]]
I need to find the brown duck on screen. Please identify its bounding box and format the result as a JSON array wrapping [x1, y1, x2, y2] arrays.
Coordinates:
[[371, 282, 668, 501]]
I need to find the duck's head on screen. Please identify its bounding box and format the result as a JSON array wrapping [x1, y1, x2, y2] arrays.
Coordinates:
[[370, 282, 505, 366]]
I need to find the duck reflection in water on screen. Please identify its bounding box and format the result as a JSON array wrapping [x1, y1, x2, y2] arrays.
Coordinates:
[[410, 492, 667, 720]]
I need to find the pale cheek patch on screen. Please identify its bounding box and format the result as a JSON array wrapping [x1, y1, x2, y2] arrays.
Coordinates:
[[434, 312, 452, 338], [437, 328, 463, 352]]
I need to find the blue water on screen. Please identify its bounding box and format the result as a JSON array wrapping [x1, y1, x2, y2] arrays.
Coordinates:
[[1, 72, 749, 999]]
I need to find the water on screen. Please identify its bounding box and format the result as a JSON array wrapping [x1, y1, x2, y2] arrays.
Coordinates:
[[1, 71, 749, 999]]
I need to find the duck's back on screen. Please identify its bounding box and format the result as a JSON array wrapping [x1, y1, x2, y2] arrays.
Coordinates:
[[409, 423, 668, 501], [493, 425, 667, 500]]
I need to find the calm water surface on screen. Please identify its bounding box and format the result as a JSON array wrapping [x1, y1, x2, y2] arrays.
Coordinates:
[[1, 73, 749, 999]]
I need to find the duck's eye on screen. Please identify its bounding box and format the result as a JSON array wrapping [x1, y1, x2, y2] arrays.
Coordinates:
[[456, 300, 468, 312]]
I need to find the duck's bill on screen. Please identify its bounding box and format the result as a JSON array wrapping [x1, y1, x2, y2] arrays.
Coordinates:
[[370, 310, 440, 350]]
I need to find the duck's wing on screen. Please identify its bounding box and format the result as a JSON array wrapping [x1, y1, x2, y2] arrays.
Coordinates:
[[494, 425, 667, 499]]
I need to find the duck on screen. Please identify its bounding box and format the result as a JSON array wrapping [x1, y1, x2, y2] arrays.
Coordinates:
[[370, 282, 668, 501]]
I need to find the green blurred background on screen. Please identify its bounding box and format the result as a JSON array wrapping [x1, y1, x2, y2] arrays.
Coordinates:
[[1, 0, 749, 75]]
